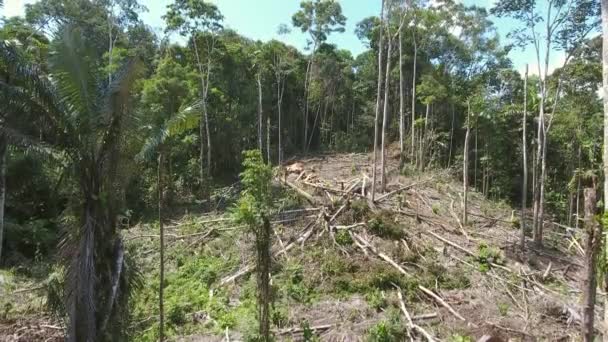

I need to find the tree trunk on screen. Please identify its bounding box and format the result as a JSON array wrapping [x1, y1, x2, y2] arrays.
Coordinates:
[[193, 40, 213, 191], [582, 188, 601, 342], [267, 115, 271, 164], [0, 136, 6, 263], [277, 76, 285, 165], [257, 73, 263, 154], [257, 217, 272, 340], [463, 102, 471, 225], [371, 0, 386, 201], [601, 0, 608, 331], [521, 65, 528, 251], [158, 152, 165, 342], [411, 38, 418, 164], [448, 103, 455, 168], [399, 28, 405, 163], [380, 27, 393, 192], [420, 102, 430, 170]]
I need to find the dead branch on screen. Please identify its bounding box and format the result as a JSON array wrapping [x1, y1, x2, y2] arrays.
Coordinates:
[[283, 179, 316, 205], [424, 230, 476, 257], [375, 178, 433, 203], [276, 324, 333, 335], [351, 232, 408, 275], [418, 285, 466, 321], [395, 287, 438, 342]]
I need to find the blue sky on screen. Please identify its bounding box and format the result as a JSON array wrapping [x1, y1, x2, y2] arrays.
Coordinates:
[[2, 0, 566, 75]]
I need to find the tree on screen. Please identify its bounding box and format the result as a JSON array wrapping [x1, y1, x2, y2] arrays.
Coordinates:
[[602, 0, 608, 331], [292, 0, 346, 152], [463, 101, 471, 225], [492, 0, 600, 246], [232, 150, 274, 340], [164, 0, 223, 193], [0, 25, 142, 340], [371, 0, 386, 201], [581, 187, 601, 342], [521, 65, 529, 251]]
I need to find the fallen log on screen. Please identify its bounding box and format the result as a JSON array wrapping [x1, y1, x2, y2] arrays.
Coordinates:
[[418, 285, 466, 322], [395, 287, 438, 342]]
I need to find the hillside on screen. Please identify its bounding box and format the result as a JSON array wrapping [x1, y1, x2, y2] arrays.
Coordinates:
[[2, 151, 590, 341], [0, 150, 593, 341]]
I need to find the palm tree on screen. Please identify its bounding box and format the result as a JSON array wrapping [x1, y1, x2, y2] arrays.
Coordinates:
[[0, 25, 142, 341]]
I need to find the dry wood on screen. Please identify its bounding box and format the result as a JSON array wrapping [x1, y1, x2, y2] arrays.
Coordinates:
[[283, 179, 316, 204], [395, 287, 438, 341], [424, 230, 476, 257], [351, 232, 408, 275], [276, 324, 333, 335], [418, 285, 466, 321], [375, 178, 433, 202]]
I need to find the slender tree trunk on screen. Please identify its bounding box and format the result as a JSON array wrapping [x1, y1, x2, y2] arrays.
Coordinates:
[[380, 27, 393, 192], [420, 102, 430, 170], [158, 152, 165, 342], [257, 73, 263, 154], [257, 217, 272, 340], [474, 120, 478, 189], [371, 0, 386, 201], [448, 103, 455, 168], [582, 188, 601, 342], [277, 77, 284, 165], [0, 137, 5, 263], [521, 65, 528, 251], [193, 40, 213, 189], [411, 39, 418, 164], [267, 116, 271, 164], [302, 43, 317, 153], [399, 28, 405, 163], [463, 102, 471, 225], [537, 124, 549, 245], [602, 0, 608, 331]]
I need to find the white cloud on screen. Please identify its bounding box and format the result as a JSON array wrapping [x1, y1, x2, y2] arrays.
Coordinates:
[[2, 0, 37, 18]]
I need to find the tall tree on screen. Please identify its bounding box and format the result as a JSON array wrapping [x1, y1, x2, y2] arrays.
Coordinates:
[[292, 0, 346, 152], [164, 0, 223, 193], [492, 0, 600, 246], [521, 64, 529, 251], [581, 187, 601, 342], [601, 0, 608, 331], [0, 25, 143, 340], [371, 0, 386, 201]]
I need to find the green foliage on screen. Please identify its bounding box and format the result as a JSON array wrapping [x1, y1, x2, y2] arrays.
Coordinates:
[[497, 302, 509, 316], [368, 211, 405, 240], [366, 309, 406, 341], [476, 243, 504, 272], [449, 334, 474, 342], [232, 150, 274, 228], [335, 229, 353, 245]]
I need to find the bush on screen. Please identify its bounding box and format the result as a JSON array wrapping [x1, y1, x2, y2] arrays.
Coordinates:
[[368, 211, 405, 240], [366, 308, 406, 341], [476, 243, 504, 272]]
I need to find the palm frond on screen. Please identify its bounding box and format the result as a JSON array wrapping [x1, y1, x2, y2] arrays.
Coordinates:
[[49, 25, 99, 135], [96, 57, 143, 162], [2, 127, 65, 160], [137, 100, 203, 161]]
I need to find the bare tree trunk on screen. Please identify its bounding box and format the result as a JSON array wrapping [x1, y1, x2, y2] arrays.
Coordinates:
[[448, 103, 454, 168], [0, 137, 5, 263], [521, 65, 528, 251], [582, 188, 601, 342], [601, 0, 608, 331], [257, 73, 263, 154], [257, 217, 272, 340], [267, 116, 271, 164], [158, 152, 165, 342], [193, 40, 213, 189], [399, 28, 405, 163], [463, 102, 471, 225], [474, 119, 478, 190], [371, 0, 386, 201], [410, 38, 418, 164], [380, 26, 393, 192], [420, 102, 430, 170], [277, 77, 285, 165]]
